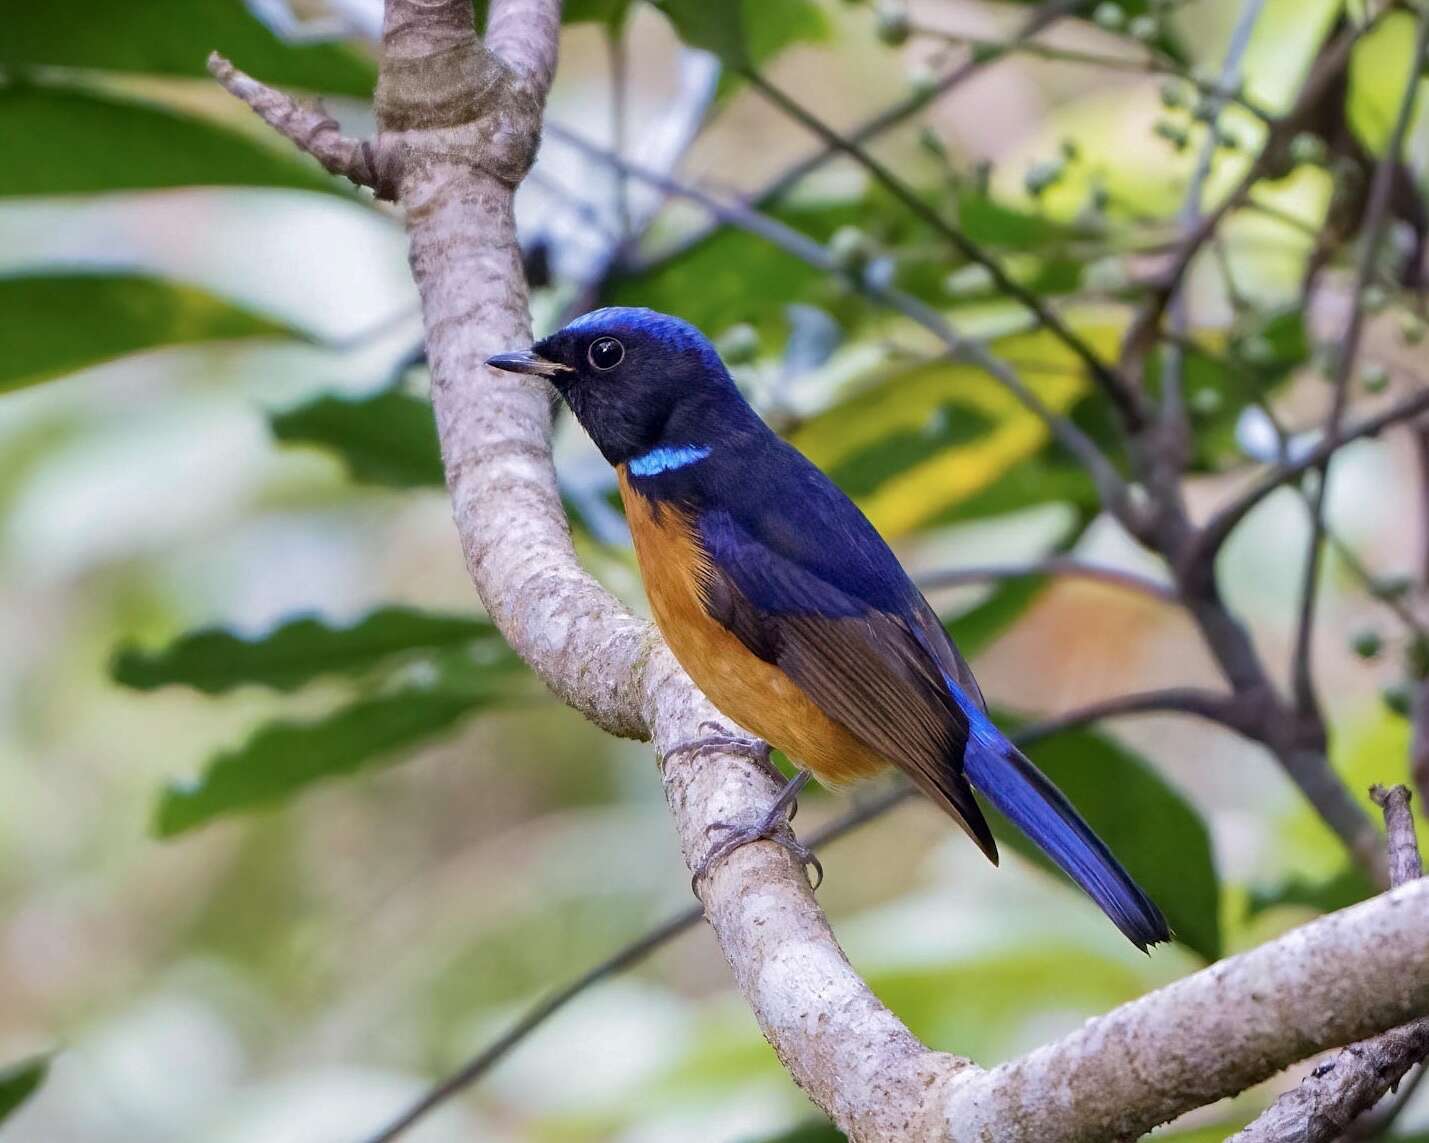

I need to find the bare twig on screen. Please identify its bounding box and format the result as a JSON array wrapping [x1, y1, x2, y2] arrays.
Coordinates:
[[207, 53, 392, 195], [739, 69, 1148, 431], [1230, 785, 1427, 1143], [909, 25, 1277, 123], [1287, 5, 1429, 719], [1157, 0, 1267, 485], [1118, 14, 1382, 390], [1193, 387, 1429, 565], [919, 557, 1177, 603]]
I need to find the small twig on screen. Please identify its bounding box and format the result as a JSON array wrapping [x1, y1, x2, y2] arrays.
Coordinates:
[[363, 688, 1245, 1141], [738, 69, 1148, 433], [1118, 12, 1387, 390], [1192, 387, 1429, 567], [909, 26, 1277, 124], [1158, 0, 1266, 485], [1287, 5, 1429, 720], [206, 53, 391, 195], [1414, 425, 1429, 810], [1230, 784, 1426, 1143], [918, 557, 1177, 603], [606, 27, 632, 244]]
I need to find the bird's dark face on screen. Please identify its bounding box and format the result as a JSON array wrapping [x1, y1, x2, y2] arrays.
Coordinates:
[[487, 307, 740, 466]]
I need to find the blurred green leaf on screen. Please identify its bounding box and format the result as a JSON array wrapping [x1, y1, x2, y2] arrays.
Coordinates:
[[113, 607, 508, 694], [989, 717, 1222, 961], [1347, 11, 1421, 153], [1246, 863, 1375, 920], [0, 84, 347, 198], [0, 1054, 50, 1126], [651, 0, 826, 69], [1, 0, 376, 95], [0, 273, 305, 393], [270, 387, 444, 487], [793, 326, 1111, 536], [155, 686, 496, 836]]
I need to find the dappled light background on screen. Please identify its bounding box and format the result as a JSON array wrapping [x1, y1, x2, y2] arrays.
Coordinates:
[[2, 0, 1428, 1140]]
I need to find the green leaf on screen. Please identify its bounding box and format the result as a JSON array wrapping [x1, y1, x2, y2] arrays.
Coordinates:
[[1347, 11, 1422, 154], [651, 0, 826, 69], [1246, 863, 1375, 920], [155, 687, 494, 836], [269, 388, 444, 488], [1, 0, 376, 96], [792, 326, 1112, 537], [989, 717, 1222, 961], [0, 84, 347, 198], [113, 607, 508, 694], [0, 273, 305, 393], [0, 1054, 50, 1127]]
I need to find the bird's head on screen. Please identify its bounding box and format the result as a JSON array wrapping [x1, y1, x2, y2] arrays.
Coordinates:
[[486, 307, 741, 466]]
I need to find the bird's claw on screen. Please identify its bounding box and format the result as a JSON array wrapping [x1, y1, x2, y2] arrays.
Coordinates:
[[660, 723, 782, 784], [691, 808, 823, 893]]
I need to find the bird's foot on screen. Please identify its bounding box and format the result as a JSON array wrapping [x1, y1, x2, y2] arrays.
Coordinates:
[[692, 771, 822, 891], [660, 722, 782, 787]]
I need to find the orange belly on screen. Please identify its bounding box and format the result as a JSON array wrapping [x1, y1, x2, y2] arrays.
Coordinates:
[[618, 468, 889, 786]]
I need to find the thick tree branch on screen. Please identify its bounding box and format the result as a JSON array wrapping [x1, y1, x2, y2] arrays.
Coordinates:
[[1230, 785, 1427, 1143], [217, 4, 1429, 1139]]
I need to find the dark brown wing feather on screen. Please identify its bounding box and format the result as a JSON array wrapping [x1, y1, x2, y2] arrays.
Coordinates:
[[702, 561, 998, 862]]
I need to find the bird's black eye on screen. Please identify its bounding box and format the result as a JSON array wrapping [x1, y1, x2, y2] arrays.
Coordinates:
[[587, 337, 624, 371]]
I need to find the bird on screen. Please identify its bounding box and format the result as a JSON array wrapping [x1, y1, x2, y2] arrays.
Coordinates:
[[488, 307, 1170, 951]]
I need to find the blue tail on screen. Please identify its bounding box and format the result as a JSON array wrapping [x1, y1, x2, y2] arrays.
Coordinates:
[[960, 706, 1170, 951]]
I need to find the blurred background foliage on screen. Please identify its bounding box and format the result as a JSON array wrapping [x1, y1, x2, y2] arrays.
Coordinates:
[[1, 0, 1427, 1140]]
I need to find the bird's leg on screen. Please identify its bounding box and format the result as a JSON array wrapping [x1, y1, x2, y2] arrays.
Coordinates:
[[659, 721, 784, 787], [693, 769, 823, 891]]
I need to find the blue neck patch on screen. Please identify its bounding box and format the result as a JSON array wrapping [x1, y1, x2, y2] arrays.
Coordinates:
[[628, 444, 712, 477]]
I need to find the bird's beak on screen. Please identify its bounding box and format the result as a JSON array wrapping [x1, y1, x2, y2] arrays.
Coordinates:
[[485, 349, 573, 379]]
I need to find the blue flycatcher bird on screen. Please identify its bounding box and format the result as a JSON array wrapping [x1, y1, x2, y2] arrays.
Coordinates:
[[489, 307, 1170, 950]]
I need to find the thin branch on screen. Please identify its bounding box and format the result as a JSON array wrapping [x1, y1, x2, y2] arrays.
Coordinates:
[[1288, 5, 1429, 718], [1192, 387, 1429, 566], [918, 557, 1178, 603], [543, 122, 1140, 527], [207, 52, 391, 195], [363, 688, 1254, 1142], [739, 69, 1149, 432], [1158, 0, 1267, 483], [1414, 425, 1429, 809], [1117, 13, 1384, 390], [909, 25, 1278, 124], [1230, 785, 1426, 1143]]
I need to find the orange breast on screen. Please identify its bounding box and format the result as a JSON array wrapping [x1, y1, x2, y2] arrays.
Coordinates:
[[618, 467, 888, 786]]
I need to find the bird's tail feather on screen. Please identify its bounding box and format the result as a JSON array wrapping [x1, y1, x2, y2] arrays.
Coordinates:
[[960, 713, 1171, 951]]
